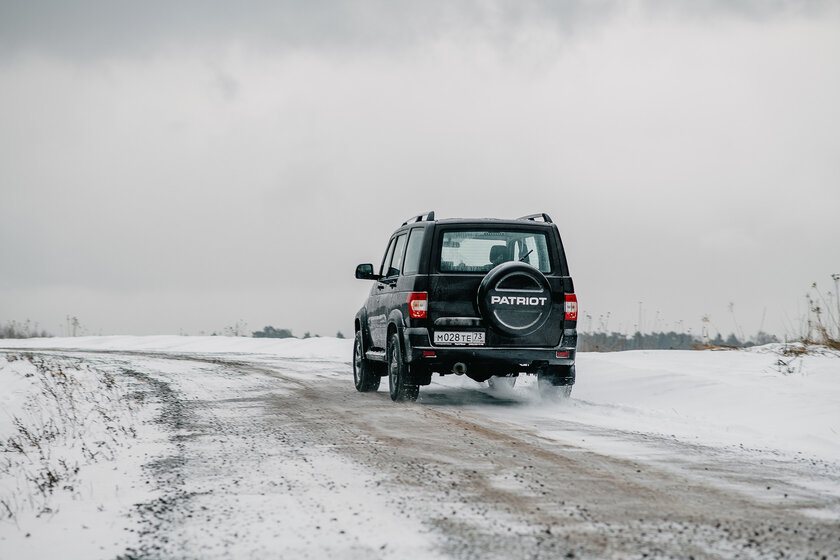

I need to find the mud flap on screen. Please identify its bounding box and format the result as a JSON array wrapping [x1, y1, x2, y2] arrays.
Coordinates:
[[408, 364, 433, 386], [539, 364, 575, 386]]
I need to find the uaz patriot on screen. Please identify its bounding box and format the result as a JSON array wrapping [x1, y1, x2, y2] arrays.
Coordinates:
[[353, 212, 577, 402]]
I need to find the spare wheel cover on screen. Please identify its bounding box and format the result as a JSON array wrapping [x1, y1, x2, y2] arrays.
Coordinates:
[[477, 262, 552, 336]]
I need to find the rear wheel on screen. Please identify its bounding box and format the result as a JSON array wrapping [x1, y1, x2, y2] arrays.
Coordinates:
[[487, 376, 517, 390], [353, 331, 380, 392], [388, 333, 419, 402], [538, 382, 572, 400], [537, 365, 574, 401]]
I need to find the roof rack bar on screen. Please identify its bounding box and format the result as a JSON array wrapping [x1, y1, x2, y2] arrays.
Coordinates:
[[401, 211, 436, 226], [518, 213, 553, 223]]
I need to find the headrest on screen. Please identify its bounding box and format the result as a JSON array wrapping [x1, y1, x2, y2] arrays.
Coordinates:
[[489, 245, 507, 263]]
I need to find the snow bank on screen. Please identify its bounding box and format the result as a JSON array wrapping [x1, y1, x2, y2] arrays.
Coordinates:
[[572, 348, 840, 461], [0, 352, 161, 558]]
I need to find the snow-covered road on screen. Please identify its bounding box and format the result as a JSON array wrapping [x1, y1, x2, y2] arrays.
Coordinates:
[[1, 337, 839, 558]]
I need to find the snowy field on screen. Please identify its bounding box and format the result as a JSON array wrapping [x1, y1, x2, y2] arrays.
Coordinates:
[[6, 335, 838, 462], [1, 336, 839, 558]]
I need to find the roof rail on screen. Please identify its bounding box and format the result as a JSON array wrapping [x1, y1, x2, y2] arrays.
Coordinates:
[[518, 213, 553, 223], [401, 211, 436, 226]]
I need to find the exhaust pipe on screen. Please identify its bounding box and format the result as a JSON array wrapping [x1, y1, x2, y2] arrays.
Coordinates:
[[452, 362, 467, 375]]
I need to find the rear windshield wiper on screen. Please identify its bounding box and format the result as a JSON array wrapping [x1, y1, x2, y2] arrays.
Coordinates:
[[519, 249, 533, 262]]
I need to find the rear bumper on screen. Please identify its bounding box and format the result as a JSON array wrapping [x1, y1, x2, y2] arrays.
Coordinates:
[[402, 327, 576, 373]]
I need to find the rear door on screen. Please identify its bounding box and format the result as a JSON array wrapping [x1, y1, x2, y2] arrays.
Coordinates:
[[428, 225, 565, 347]]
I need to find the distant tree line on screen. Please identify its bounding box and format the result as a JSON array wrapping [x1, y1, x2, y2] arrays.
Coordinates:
[[252, 326, 346, 339], [252, 326, 295, 339], [578, 330, 779, 352], [0, 320, 51, 339], [251, 324, 779, 350]]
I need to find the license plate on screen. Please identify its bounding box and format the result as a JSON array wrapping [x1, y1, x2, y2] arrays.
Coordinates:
[[434, 331, 485, 346]]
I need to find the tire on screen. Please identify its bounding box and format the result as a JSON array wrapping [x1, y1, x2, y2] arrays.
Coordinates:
[[387, 333, 419, 402], [537, 365, 574, 401], [353, 331, 380, 392], [487, 376, 517, 390], [538, 383, 572, 400]]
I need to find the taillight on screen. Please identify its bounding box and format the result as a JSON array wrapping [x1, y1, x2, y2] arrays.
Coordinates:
[[408, 292, 428, 319], [564, 294, 578, 321]]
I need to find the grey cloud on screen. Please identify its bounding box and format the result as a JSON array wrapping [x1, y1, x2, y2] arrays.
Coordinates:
[[641, 0, 837, 20], [3, 0, 834, 61]]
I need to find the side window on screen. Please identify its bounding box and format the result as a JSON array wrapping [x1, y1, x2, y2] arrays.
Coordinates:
[[379, 238, 396, 277], [387, 234, 408, 277], [402, 228, 425, 276]]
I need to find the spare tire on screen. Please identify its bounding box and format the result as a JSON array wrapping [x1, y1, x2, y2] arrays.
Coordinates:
[[477, 261, 553, 337]]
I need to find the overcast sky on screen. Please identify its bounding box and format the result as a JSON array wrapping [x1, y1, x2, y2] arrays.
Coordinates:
[[1, 1, 839, 339]]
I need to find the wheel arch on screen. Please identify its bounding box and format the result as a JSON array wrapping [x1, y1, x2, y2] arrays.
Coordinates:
[[387, 309, 406, 356], [355, 308, 372, 354]]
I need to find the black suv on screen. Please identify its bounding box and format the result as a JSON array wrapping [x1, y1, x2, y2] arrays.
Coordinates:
[[353, 212, 577, 402]]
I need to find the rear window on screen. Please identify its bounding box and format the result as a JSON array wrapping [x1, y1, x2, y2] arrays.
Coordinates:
[[439, 230, 551, 273]]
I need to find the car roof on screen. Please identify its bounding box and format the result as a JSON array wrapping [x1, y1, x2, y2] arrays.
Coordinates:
[[433, 218, 553, 227], [394, 214, 556, 233], [393, 219, 554, 232]]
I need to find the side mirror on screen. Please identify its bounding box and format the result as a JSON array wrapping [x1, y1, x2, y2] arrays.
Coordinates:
[[355, 263, 377, 280]]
